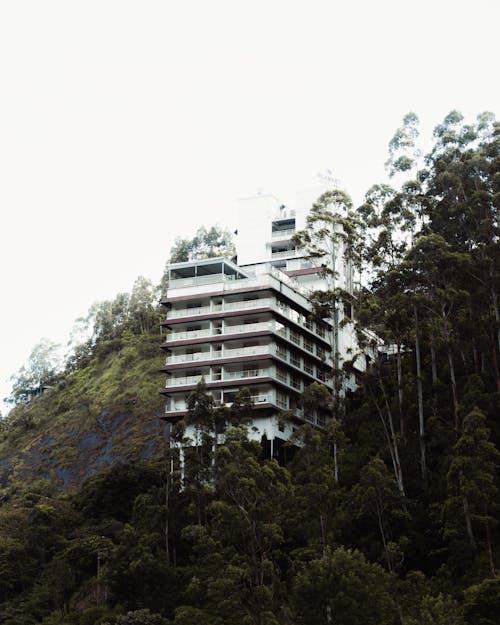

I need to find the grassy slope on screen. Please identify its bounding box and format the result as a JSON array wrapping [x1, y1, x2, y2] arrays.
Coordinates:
[[0, 332, 166, 495]]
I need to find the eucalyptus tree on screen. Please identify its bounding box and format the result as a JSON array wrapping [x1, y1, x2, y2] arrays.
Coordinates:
[[287, 420, 339, 556], [291, 546, 396, 625], [423, 111, 500, 391], [294, 189, 362, 399], [446, 407, 500, 577], [294, 190, 362, 487], [9, 338, 63, 404], [169, 225, 236, 263], [349, 457, 409, 573]]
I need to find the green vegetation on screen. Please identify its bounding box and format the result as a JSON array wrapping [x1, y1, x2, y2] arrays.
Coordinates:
[[0, 111, 499, 623]]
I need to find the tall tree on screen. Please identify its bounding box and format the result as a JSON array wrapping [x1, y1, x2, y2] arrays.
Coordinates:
[[445, 407, 500, 577], [9, 338, 62, 404], [291, 547, 396, 625]]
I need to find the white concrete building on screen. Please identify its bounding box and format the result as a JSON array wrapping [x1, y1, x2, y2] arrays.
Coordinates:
[[160, 190, 366, 459]]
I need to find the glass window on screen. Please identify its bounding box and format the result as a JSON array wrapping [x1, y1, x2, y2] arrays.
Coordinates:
[[304, 359, 314, 375], [276, 391, 288, 409]]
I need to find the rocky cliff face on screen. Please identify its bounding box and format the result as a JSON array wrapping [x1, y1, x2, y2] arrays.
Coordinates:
[[0, 332, 166, 495]]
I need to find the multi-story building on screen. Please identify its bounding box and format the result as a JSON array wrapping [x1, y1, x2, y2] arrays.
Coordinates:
[[160, 190, 365, 457]]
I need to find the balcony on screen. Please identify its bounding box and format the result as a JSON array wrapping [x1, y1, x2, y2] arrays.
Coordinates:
[[271, 249, 298, 260], [166, 368, 270, 387], [166, 320, 274, 342], [165, 393, 270, 414], [167, 297, 274, 319], [168, 273, 242, 289], [165, 344, 271, 365], [271, 228, 296, 239]]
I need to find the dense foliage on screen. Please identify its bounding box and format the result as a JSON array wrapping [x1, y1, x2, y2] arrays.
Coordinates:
[[0, 110, 498, 623]]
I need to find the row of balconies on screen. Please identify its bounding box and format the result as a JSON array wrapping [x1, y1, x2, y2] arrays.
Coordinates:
[[165, 314, 327, 345], [167, 297, 275, 319], [166, 320, 271, 341], [165, 392, 268, 413], [164, 386, 328, 429], [165, 327, 328, 367], [165, 342, 330, 378], [166, 367, 267, 388], [168, 272, 246, 289], [165, 358, 330, 391], [165, 344, 269, 364]]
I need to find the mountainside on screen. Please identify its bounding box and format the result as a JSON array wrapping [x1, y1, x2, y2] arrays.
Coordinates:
[[0, 332, 166, 497], [0, 110, 498, 625]]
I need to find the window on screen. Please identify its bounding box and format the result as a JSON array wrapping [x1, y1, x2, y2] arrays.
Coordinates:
[[276, 391, 288, 409], [275, 321, 286, 337], [291, 375, 301, 391], [242, 368, 259, 378], [304, 359, 314, 375], [223, 390, 239, 404], [276, 344, 287, 360], [317, 368, 328, 382], [304, 337, 314, 353], [276, 367, 287, 383], [290, 330, 301, 346], [290, 351, 301, 368]]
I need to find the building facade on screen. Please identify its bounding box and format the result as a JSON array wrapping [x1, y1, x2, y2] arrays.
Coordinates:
[[160, 190, 365, 453]]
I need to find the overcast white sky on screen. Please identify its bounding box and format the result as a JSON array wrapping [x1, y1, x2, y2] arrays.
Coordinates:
[[0, 0, 498, 410]]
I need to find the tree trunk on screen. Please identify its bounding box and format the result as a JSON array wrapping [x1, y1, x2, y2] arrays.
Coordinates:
[[396, 343, 405, 444], [372, 379, 405, 497], [414, 305, 426, 483], [484, 503, 496, 578], [448, 349, 459, 434], [461, 472, 477, 550]]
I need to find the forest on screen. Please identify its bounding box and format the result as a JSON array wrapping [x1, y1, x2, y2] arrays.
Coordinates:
[[0, 110, 498, 624]]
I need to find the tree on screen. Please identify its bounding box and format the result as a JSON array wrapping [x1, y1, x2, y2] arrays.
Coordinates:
[[169, 226, 235, 263], [402, 593, 464, 625], [350, 457, 408, 572], [445, 407, 500, 576], [9, 338, 62, 404], [291, 547, 396, 625], [104, 608, 169, 625], [294, 190, 362, 483], [128, 276, 160, 335], [463, 578, 500, 625], [287, 421, 338, 559]]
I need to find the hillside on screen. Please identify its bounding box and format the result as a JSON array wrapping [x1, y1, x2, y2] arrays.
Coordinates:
[[0, 331, 165, 496], [0, 110, 498, 625]]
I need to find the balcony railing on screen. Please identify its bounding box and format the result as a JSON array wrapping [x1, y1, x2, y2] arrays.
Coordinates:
[[169, 273, 246, 289], [165, 344, 271, 365], [271, 249, 298, 259], [166, 321, 273, 342], [166, 368, 269, 387], [271, 228, 295, 239], [167, 298, 274, 319]]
